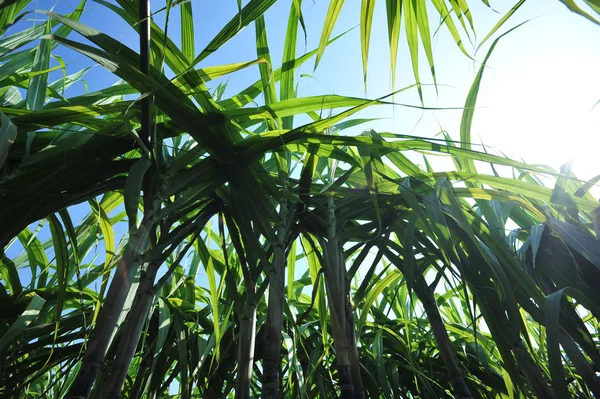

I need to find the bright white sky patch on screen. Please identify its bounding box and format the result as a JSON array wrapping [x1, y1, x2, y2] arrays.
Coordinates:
[[293, 0, 600, 189], [473, 11, 600, 182]]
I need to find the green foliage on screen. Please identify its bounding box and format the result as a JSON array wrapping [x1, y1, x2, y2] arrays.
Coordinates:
[[0, 0, 599, 398]]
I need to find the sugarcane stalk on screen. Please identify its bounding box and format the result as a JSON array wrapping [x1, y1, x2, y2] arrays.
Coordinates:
[[321, 196, 354, 398], [261, 201, 288, 399], [345, 296, 364, 399], [101, 208, 212, 396], [65, 223, 150, 398], [235, 287, 258, 399], [102, 262, 158, 398]]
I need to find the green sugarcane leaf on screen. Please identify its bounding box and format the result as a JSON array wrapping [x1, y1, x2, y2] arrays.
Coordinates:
[[0, 254, 21, 295], [254, 16, 277, 107], [195, 0, 277, 64], [360, 0, 377, 90], [0, 293, 46, 352], [24, 19, 51, 157], [47, 214, 69, 329], [385, 0, 402, 91], [0, 111, 16, 166], [89, 199, 115, 269], [403, 0, 422, 102], [180, 0, 194, 62], [476, 0, 526, 53], [403, 214, 418, 295], [559, 0, 600, 24], [460, 22, 526, 172], [315, 0, 345, 70], [206, 257, 221, 359], [547, 218, 600, 269], [281, 0, 301, 129]]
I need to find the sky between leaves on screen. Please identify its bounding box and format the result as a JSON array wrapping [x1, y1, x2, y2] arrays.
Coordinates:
[[39, 0, 600, 182]]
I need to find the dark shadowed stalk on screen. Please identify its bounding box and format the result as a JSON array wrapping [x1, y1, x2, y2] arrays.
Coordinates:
[[261, 201, 288, 398], [235, 285, 257, 399], [343, 239, 363, 398], [227, 215, 259, 399], [101, 261, 158, 398], [66, 223, 151, 398], [101, 214, 207, 397], [222, 210, 261, 399], [344, 296, 364, 399], [321, 196, 354, 398], [112, 202, 217, 388]]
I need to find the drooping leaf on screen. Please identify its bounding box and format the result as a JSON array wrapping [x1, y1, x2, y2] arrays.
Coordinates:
[[360, 0, 377, 90], [0, 293, 46, 352], [460, 22, 526, 172], [0, 111, 16, 166], [315, 0, 345, 70]]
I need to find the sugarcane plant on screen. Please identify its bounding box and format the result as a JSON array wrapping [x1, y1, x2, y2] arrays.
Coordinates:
[[1, 0, 600, 398]]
